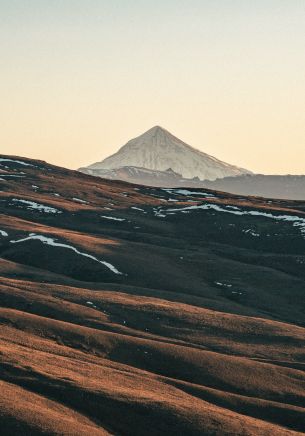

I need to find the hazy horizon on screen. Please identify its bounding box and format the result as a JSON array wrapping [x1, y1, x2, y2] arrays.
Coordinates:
[[1, 1, 305, 174]]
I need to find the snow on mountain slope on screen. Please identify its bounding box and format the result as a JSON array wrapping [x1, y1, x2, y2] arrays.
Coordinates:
[[80, 126, 251, 181], [80, 166, 184, 187]]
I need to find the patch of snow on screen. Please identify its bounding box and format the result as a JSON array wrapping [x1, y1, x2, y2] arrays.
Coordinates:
[[86, 301, 97, 308], [153, 208, 167, 218], [226, 205, 239, 210], [215, 282, 232, 288], [0, 230, 8, 237], [1, 174, 25, 178], [72, 197, 89, 204], [0, 158, 34, 167], [165, 203, 305, 237], [131, 206, 145, 212], [101, 215, 125, 222], [32, 185, 39, 189], [10, 233, 123, 275], [11, 199, 62, 214], [243, 229, 260, 237], [163, 188, 215, 197]]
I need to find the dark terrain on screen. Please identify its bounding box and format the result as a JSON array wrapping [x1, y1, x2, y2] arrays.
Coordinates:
[[1, 155, 305, 435]]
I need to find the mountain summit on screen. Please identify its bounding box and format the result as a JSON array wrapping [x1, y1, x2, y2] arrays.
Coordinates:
[[80, 126, 251, 181]]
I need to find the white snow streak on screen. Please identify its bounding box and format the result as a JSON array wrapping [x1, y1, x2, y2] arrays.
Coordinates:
[[10, 233, 123, 275], [11, 199, 62, 214], [163, 203, 305, 236], [72, 197, 89, 204], [0, 158, 34, 167], [1, 175, 25, 178], [101, 216, 125, 222], [131, 207, 145, 212], [163, 189, 215, 197]]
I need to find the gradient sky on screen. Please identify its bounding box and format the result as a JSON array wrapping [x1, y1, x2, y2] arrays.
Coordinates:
[[1, 0, 304, 174]]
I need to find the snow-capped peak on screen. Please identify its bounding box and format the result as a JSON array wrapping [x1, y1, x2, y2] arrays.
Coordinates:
[[82, 126, 252, 181]]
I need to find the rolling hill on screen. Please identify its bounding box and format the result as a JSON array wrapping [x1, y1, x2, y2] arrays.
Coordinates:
[[1, 154, 305, 435]]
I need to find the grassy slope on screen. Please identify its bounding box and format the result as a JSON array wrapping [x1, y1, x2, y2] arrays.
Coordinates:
[[0, 155, 305, 435]]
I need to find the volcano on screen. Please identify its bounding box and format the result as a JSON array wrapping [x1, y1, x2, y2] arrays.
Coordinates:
[[80, 126, 251, 181]]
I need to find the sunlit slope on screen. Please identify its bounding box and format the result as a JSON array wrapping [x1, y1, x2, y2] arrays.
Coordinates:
[[1, 155, 305, 435]]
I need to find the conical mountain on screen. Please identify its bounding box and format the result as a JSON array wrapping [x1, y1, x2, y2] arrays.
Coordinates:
[[82, 126, 251, 181]]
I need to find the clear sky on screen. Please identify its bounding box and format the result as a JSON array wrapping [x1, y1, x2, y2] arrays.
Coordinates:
[[1, 0, 304, 174]]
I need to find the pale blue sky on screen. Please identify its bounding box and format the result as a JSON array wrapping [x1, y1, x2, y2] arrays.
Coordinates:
[[1, 1, 304, 173]]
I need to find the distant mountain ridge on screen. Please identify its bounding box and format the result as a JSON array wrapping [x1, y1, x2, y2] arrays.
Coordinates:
[[203, 174, 305, 201], [79, 126, 251, 181], [80, 165, 305, 200]]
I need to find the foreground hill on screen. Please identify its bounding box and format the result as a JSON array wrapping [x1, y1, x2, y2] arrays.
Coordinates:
[[80, 126, 251, 180], [1, 155, 305, 435]]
